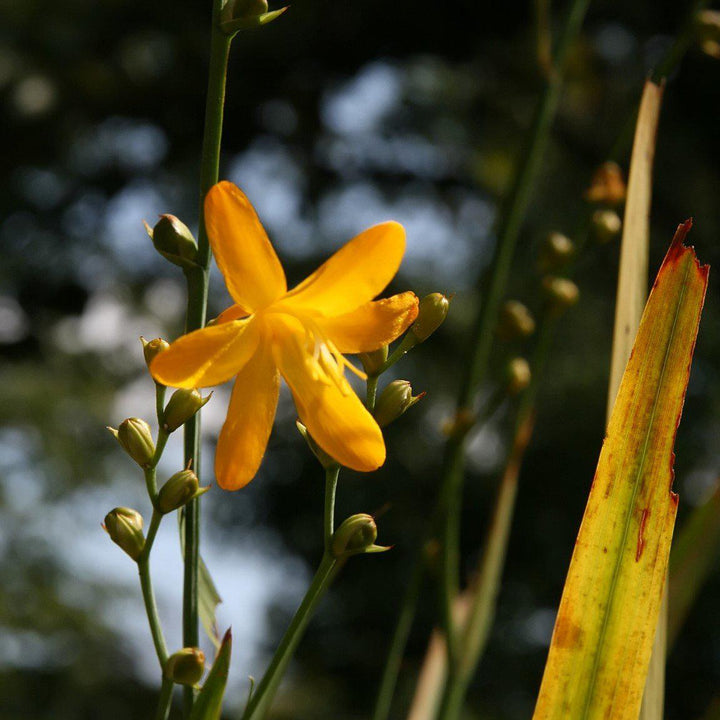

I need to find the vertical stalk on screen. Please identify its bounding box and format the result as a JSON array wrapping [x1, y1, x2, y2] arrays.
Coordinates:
[[182, 4, 232, 715], [438, 0, 590, 670], [155, 677, 175, 720], [139, 511, 169, 668], [324, 465, 340, 552]]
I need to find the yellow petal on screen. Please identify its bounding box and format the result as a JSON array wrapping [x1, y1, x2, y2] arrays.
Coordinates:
[[151, 318, 259, 389], [205, 181, 287, 311], [281, 221, 406, 316], [215, 339, 280, 490], [316, 292, 419, 353], [271, 315, 385, 472], [213, 303, 251, 324]]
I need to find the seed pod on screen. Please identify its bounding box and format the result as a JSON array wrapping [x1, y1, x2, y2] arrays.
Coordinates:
[[146, 214, 198, 270], [157, 469, 209, 514], [331, 514, 389, 559], [163, 389, 211, 432], [506, 357, 531, 395], [373, 380, 424, 428], [411, 293, 450, 342], [110, 418, 155, 467], [592, 209, 622, 244], [497, 300, 535, 341], [164, 648, 205, 686], [539, 232, 575, 272], [542, 276, 580, 314], [141, 337, 170, 369]]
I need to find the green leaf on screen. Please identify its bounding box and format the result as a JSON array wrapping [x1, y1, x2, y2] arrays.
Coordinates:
[[189, 629, 233, 720]]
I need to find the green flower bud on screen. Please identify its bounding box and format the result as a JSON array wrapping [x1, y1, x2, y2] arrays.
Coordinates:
[[411, 293, 450, 342], [592, 209, 622, 244], [157, 469, 209, 514], [539, 232, 574, 272], [331, 514, 389, 559], [163, 389, 212, 433], [497, 300, 535, 341], [164, 648, 205, 687], [373, 380, 424, 428], [145, 215, 198, 270], [359, 346, 388, 376], [109, 418, 155, 467], [231, 0, 268, 18], [141, 337, 170, 370], [219, 0, 287, 34], [103, 507, 145, 561], [296, 421, 336, 469], [542, 276, 580, 314], [506, 357, 531, 395]]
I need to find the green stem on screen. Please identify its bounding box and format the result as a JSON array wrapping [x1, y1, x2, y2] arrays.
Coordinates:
[[324, 465, 340, 552], [242, 553, 342, 720], [138, 511, 168, 668], [155, 677, 174, 720], [372, 553, 425, 720], [366, 375, 380, 412], [378, 334, 419, 375], [182, 5, 232, 714], [155, 383, 167, 429], [436, 0, 590, 677]]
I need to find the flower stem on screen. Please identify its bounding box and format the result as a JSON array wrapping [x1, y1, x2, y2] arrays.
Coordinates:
[[242, 553, 342, 720], [436, 0, 590, 672], [138, 511, 168, 668], [155, 676, 174, 720], [182, 2, 232, 714], [324, 465, 340, 552], [366, 375, 379, 412]]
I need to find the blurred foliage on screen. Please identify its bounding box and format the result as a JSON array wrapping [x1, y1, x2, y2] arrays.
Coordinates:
[[2, 0, 720, 718]]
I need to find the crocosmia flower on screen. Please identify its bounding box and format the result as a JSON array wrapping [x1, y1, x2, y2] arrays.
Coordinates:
[[151, 181, 419, 490]]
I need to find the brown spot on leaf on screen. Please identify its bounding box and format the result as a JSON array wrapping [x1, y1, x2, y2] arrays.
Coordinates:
[[553, 616, 584, 650]]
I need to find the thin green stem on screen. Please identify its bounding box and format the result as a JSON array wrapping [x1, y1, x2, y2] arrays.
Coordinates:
[[138, 511, 168, 668], [182, 4, 232, 714], [155, 383, 167, 429], [372, 553, 425, 720], [378, 334, 419, 375], [366, 375, 379, 412], [155, 677, 174, 720], [242, 553, 342, 720], [324, 465, 340, 552]]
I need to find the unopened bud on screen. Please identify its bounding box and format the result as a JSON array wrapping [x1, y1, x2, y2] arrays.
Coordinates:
[[145, 215, 198, 270], [163, 389, 211, 432], [592, 209, 622, 244], [539, 232, 574, 271], [231, 0, 268, 18], [359, 346, 388, 376], [109, 418, 155, 467], [506, 357, 531, 395], [164, 648, 205, 687], [157, 469, 209, 514], [331, 514, 389, 559], [497, 300, 535, 341], [103, 507, 144, 560], [542, 276, 580, 313], [584, 161, 626, 206], [411, 293, 450, 342], [373, 380, 424, 428], [696, 10, 720, 59], [141, 337, 170, 369]]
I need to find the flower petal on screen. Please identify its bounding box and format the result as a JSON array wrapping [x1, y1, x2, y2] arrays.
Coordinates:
[[316, 292, 419, 354], [213, 303, 251, 324], [281, 221, 406, 316], [271, 316, 385, 472], [215, 339, 280, 490], [151, 318, 259, 389], [205, 181, 287, 311]]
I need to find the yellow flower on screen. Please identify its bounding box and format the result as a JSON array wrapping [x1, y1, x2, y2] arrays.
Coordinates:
[[151, 181, 419, 490]]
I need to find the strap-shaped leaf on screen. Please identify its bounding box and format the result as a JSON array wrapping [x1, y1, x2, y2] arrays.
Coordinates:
[[189, 629, 232, 720], [533, 222, 708, 720]]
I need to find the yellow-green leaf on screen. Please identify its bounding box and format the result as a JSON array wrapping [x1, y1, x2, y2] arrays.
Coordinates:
[[532, 222, 708, 720], [189, 629, 232, 720]]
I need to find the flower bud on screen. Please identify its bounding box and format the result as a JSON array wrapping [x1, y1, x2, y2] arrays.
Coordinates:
[[141, 337, 170, 369], [539, 232, 574, 272], [231, 0, 268, 18], [373, 380, 424, 428], [331, 514, 389, 559], [506, 357, 531, 395], [103, 507, 144, 561], [359, 346, 388, 376], [411, 293, 450, 342], [145, 215, 198, 270], [584, 161, 626, 206], [157, 469, 209, 514], [542, 276, 580, 313], [497, 300, 535, 341], [164, 648, 205, 687], [163, 389, 211, 432], [109, 418, 155, 467], [592, 209, 622, 244], [696, 10, 720, 59]]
